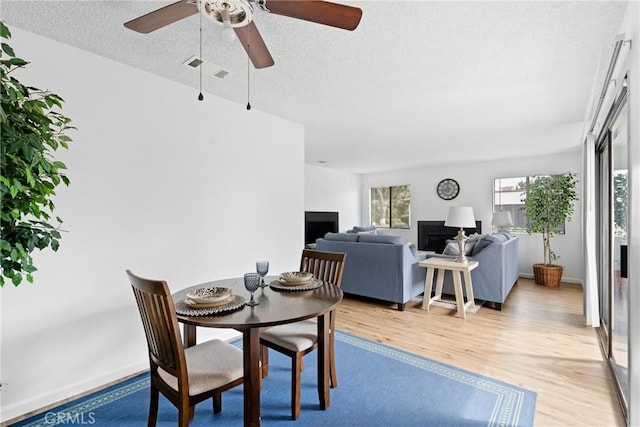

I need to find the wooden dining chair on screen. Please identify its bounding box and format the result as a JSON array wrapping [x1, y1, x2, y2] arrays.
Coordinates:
[[259, 250, 346, 420], [126, 270, 244, 427]]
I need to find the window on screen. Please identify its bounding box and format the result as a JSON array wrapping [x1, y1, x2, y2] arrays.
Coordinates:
[[493, 177, 526, 233], [370, 185, 411, 229], [493, 176, 565, 233]]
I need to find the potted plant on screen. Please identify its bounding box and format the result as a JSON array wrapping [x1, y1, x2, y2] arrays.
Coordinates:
[[522, 173, 578, 286], [0, 22, 74, 286]]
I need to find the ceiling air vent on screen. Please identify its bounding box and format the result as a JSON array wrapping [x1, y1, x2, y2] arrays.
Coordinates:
[[214, 70, 229, 79], [187, 58, 203, 68], [182, 56, 230, 80]]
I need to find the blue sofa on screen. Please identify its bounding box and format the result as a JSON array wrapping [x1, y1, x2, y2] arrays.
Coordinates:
[[426, 232, 519, 309], [316, 232, 427, 310]]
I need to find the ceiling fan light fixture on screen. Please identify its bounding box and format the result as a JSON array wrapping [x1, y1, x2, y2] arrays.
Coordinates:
[[201, 0, 253, 28], [221, 10, 236, 42], [125, 0, 362, 70]]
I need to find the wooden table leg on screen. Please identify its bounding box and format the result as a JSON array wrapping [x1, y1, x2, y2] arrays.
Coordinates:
[[434, 268, 444, 300], [183, 324, 196, 348], [317, 313, 330, 410], [452, 271, 466, 319], [463, 269, 475, 311], [243, 328, 261, 427], [422, 267, 435, 310]]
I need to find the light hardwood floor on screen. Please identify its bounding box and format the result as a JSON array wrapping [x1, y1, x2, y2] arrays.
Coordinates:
[[335, 278, 625, 426]]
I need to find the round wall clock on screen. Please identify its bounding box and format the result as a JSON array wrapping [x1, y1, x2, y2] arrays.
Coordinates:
[[436, 179, 460, 200]]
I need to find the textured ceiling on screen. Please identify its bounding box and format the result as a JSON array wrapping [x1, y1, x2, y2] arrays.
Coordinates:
[[2, 1, 629, 174]]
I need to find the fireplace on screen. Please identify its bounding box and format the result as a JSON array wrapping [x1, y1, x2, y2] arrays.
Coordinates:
[[417, 220, 482, 253]]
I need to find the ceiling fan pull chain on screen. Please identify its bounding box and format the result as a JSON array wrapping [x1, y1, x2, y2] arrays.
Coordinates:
[[246, 33, 251, 110], [198, 1, 204, 101]]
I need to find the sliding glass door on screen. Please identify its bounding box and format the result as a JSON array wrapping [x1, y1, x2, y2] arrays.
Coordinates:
[[596, 87, 629, 416], [596, 133, 611, 351]]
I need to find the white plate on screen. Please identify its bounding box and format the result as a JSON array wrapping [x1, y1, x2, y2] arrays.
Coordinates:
[[279, 271, 314, 284], [183, 295, 234, 308], [186, 287, 232, 304]]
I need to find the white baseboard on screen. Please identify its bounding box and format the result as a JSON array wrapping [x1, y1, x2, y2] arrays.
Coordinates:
[[1, 361, 148, 425]]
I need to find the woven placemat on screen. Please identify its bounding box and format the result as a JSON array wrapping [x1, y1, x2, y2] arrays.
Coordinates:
[[269, 278, 323, 292], [175, 295, 245, 316]]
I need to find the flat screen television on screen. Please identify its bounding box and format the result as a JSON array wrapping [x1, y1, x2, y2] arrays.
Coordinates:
[[305, 211, 339, 245]]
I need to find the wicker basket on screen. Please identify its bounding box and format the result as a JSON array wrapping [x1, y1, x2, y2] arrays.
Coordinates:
[[532, 264, 563, 287]]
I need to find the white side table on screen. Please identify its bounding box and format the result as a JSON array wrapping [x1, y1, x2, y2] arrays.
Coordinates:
[[419, 258, 479, 319]]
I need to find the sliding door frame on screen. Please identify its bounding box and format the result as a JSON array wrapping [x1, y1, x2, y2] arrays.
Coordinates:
[[595, 77, 629, 421]]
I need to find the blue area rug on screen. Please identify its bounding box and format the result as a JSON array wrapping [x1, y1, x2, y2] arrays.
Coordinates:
[[12, 331, 536, 426]]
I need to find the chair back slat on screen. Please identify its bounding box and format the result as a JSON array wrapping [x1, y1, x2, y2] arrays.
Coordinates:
[[300, 249, 346, 288], [300, 250, 346, 377], [127, 270, 186, 379]]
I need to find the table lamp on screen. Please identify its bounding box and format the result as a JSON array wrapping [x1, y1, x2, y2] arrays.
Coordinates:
[[444, 206, 476, 263]]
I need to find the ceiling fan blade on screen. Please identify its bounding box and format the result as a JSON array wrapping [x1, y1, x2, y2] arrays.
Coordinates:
[[265, 0, 362, 31], [234, 22, 275, 69], [124, 0, 198, 34]]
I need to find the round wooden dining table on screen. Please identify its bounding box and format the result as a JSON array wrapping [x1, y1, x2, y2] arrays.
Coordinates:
[[172, 276, 343, 427]]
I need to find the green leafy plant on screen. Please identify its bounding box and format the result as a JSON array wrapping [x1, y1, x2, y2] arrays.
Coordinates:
[[0, 22, 74, 286], [522, 173, 578, 265]]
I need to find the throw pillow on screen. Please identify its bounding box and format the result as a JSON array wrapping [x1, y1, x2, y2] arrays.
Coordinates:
[[442, 241, 459, 255], [464, 240, 477, 255], [442, 239, 476, 255], [352, 225, 378, 233], [467, 232, 483, 243], [407, 242, 417, 256], [471, 233, 505, 255]]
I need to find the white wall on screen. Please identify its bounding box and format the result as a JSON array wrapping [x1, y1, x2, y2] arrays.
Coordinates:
[[304, 164, 361, 232], [0, 29, 305, 422], [358, 150, 584, 284]]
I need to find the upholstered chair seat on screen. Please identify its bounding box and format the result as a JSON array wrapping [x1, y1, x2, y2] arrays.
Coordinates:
[[260, 319, 317, 353], [158, 340, 243, 396]]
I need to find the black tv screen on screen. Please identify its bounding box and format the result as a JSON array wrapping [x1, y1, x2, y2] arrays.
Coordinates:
[[305, 211, 339, 245]]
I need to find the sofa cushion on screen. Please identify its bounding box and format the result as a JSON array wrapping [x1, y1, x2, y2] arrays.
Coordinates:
[[358, 234, 403, 245], [472, 233, 507, 255], [323, 232, 359, 242]]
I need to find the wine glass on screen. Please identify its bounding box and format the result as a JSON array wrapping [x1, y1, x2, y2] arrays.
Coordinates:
[[256, 261, 269, 288], [244, 272, 261, 306]]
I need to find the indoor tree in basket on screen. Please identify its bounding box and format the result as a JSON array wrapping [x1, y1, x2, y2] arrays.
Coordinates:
[[0, 22, 75, 286], [522, 173, 578, 287]]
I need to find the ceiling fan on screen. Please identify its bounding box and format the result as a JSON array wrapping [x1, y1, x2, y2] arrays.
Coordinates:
[[124, 0, 363, 69]]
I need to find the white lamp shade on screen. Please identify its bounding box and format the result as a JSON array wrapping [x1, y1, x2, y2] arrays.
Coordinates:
[[491, 211, 513, 227], [445, 206, 476, 228]]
